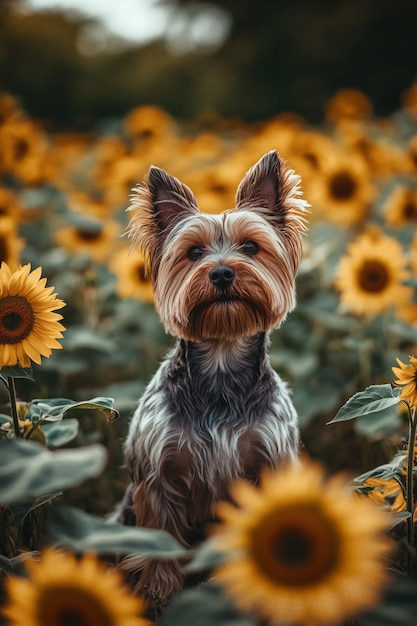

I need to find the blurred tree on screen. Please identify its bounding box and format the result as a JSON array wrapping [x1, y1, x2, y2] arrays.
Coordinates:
[[1, 0, 416, 127], [0, 5, 93, 126], [186, 0, 417, 121]]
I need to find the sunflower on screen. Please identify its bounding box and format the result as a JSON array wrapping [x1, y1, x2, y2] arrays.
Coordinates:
[[325, 88, 373, 124], [362, 476, 407, 513], [0, 119, 51, 185], [335, 229, 412, 317], [395, 301, 417, 325], [0, 263, 65, 368], [123, 105, 175, 142], [177, 132, 223, 163], [0, 92, 23, 126], [67, 190, 111, 220], [54, 218, 121, 263], [101, 155, 146, 207], [287, 129, 339, 176], [384, 186, 417, 226], [0, 186, 22, 221], [108, 247, 153, 302], [212, 459, 390, 626], [336, 122, 402, 180], [2, 549, 149, 626], [392, 355, 417, 409], [183, 161, 239, 214], [307, 152, 376, 227]]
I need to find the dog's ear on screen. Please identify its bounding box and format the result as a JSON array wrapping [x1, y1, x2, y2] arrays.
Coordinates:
[[144, 166, 199, 233], [235, 151, 287, 223], [127, 166, 199, 268], [235, 149, 309, 233]]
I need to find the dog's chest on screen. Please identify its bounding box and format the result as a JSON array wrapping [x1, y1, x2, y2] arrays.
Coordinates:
[[126, 345, 299, 491]]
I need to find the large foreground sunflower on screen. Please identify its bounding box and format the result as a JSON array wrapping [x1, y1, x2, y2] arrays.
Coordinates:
[[0, 263, 65, 368], [2, 549, 149, 626], [212, 459, 391, 626], [335, 229, 411, 317]]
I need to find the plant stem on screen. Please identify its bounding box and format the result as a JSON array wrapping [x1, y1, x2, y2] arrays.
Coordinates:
[[405, 405, 416, 577], [8, 376, 21, 438]]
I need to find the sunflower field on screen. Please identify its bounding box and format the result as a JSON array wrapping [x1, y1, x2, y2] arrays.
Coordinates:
[[0, 85, 416, 625]]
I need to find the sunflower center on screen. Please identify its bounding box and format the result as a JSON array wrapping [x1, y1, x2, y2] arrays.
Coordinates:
[[250, 504, 340, 587], [138, 128, 154, 140], [210, 182, 228, 194], [77, 227, 102, 242], [403, 200, 417, 220], [303, 151, 320, 168], [0, 295, 35, 344], [274, 528, 314, 565], [40, 587, 113, 626], [357, 260, 390, 293], [330, 170, 357, 200], [136, 263, 148, 285], [14, 137, 30, 161]]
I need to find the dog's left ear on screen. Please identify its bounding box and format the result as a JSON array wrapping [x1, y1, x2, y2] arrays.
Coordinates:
[[236, 151, 282, 214], [235, 150, 307, 232]]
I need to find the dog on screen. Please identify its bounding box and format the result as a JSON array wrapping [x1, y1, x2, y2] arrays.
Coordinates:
[[115, 150, 308, 605]]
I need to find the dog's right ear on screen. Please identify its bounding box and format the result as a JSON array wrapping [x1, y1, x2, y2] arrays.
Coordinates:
[[145, 166, 199, 233], [127, 166, 199, 266]]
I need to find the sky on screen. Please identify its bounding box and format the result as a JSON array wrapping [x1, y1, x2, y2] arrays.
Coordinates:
[[24, 0, 231, 51], [25, 0, 171, 44]]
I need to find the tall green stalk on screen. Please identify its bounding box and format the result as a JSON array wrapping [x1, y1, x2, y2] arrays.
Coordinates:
[[7, 376, 21, 439], [406, 405, 416, 555]]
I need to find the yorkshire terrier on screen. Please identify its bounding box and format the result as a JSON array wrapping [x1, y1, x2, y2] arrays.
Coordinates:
[[115, 150, 308, 605]]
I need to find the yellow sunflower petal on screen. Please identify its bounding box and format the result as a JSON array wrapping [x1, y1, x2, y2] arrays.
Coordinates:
[[3, 549, 148, 626], [0, 264, 66, 368], [213, 458, 391, 626]]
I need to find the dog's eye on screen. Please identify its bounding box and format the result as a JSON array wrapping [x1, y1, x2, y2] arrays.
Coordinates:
[[188, 246, 204, 261], [242, 240, 259, 255]]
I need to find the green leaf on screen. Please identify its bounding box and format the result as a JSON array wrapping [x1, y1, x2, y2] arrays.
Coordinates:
[[162, 584, 254, 626], [29, 397, 119, 423], [354, 453, 407, 484], [9, 490, 62, 525], [62, 327, 116, 354], [0, 439, 107, 503], [42, 419, 79, 447], [355, 406, 402, 438], [48, 505, 187, 558], [328, 384, 401, 424], [0, 366, 34, 380], [388, 511, 411, 529]]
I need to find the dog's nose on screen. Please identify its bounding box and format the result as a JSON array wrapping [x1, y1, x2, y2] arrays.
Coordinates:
[[209, 265, 235, 290]]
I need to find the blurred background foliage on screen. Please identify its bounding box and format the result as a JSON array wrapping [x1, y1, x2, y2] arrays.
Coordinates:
[[1, 0, 416, 129], [1, 0, 417, 516]]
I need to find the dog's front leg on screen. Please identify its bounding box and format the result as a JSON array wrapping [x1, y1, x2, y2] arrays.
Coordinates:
[[122, 476, 193, 604]]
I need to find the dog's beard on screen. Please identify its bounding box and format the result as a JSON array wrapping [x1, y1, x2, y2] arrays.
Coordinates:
[[185, 296, 270, 340]]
